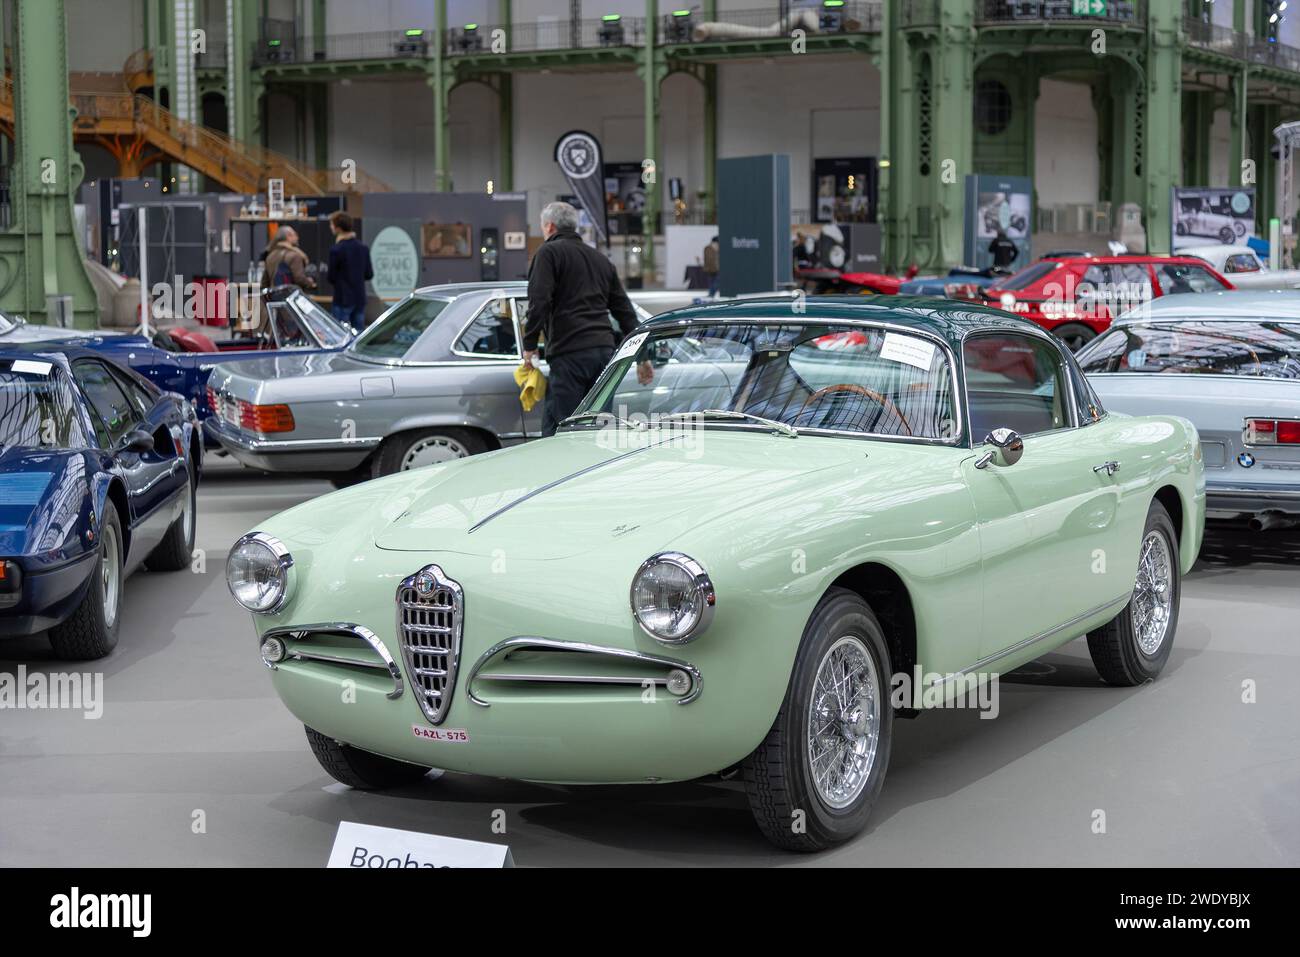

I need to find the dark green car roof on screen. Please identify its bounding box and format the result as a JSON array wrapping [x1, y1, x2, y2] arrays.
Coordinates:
[[645, 295, 1042, 346]]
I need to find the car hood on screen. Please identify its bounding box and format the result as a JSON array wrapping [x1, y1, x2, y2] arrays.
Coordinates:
[[0, 323, 140, 345], [0, 448, 89, 557], [371, 430, 863, 560]]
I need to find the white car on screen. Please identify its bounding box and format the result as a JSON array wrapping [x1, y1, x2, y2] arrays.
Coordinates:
[[1181, 244, 1300, 291], [1175, 208, 1247, 244]]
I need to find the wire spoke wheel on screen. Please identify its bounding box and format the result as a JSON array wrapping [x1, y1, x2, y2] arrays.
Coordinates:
[[1131, 529, 1174, 656], [806, 635, 880, 810]]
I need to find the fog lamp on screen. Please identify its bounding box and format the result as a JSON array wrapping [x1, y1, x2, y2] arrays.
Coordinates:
[[666, 668, 692, 697], [261, 636, 286, 666]]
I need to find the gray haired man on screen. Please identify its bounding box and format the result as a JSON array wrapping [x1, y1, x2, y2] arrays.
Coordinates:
[[522, 201, 650, 436]]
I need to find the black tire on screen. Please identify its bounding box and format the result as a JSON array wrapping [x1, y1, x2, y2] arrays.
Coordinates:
[[327, 464, 371, 490], [145, 465, 195, 571], [48, 506, 123, 661], [742, 589, 894, 852], [371, 427, 487, 478], [1219, 226, 1235, 244], [1053, 322, 1097, 352], [1087, 501, 1181, 686], [304, 726, 432, 789], [1175, 222, 1187, 236]]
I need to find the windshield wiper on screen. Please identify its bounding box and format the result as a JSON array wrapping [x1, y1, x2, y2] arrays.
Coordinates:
[[560, 410, 646, 431], [660, 409, 798, 438]]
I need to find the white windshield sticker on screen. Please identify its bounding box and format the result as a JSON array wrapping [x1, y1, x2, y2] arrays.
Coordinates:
[[10, 359, 53, 375], [879, 333, 935, 371], [615, 331, 649, 361]]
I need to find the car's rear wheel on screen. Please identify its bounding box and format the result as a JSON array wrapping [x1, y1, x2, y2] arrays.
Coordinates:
[[49, 506, 123, 661], [1087, 500, 1180, 686], [742, 589, 893, 852], [1218, 226, 1235, 244], [1053, 322, 1097, 352], [372, 427, 487, 478], [304, 726, 433, 789], [145, 466, 195, 571]]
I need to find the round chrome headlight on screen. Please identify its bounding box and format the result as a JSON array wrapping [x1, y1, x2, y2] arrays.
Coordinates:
[[226, 532, 294, 614], [630, 552, 715, 644]]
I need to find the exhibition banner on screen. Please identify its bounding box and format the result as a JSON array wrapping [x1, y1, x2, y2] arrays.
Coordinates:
[[964, 174, 1033, 271], [554, 130, 611, 245], [1171, 186, 1255, 251]]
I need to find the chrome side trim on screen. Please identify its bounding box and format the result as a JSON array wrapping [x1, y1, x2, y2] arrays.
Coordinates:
[[467, 435, 685, 532], [263, 621, 404, 700], [465, 636, 703, 706], [928, 593, 1131, 688]]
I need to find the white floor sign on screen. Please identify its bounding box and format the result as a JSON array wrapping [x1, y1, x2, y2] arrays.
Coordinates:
[[327, 821, 514, 868]]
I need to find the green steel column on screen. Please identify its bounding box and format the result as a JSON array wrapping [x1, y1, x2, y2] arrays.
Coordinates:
[[496, 0, 513, 190], [1108, 67, 1143, 209], [429, 0, 451, 191], [702, 0, 716, 221], [312, 0, 328, 169], [0, 0, 97, 327], [1230, 67, 1249, 188], [228, 0, 259, 144], [642, 0, 663, 277], [1184, 91, 1214, 186], [878, 0, 895, 269], [1143, 0, 1182, 253], [930, 0, 975, 268]]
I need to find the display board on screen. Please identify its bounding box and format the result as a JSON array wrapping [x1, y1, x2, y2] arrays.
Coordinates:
[[964, 174, 1033, 271], [1171, 187, 1255, 251], [718, 154, 792, 296]]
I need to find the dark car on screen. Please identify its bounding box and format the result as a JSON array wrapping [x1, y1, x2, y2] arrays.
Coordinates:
[[0, 344, 201, 659]]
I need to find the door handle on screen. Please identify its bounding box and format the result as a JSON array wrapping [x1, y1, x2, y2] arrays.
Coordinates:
[[1093, 461, 1120, 476]]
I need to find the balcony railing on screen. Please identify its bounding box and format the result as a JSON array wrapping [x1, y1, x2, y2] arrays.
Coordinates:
[[655, 2, 882, 44], [446, 16, 647, 56], [977, 0, 1144, 26], [1185, 19, 1248, 59]]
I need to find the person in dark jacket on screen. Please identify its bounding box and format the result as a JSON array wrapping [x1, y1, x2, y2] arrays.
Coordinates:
[[327, 211, 374, 331], [988, 228, 1019, 271], [522, 201, 650, 436]]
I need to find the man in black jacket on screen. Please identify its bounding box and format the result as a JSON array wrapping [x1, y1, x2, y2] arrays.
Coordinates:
[[522, 201, 649, 436]]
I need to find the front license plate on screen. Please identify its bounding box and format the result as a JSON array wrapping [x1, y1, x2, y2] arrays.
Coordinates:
[[412, 725, 469, 744]]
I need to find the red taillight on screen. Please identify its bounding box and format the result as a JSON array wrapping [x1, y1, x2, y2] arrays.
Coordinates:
[[237, 400, 295, 434], [205, 386, 217, 412], [1244, 418, 1300, 445]]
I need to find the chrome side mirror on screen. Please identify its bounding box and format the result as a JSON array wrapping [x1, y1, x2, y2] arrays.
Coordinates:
[[975, 427, 1024, 470]]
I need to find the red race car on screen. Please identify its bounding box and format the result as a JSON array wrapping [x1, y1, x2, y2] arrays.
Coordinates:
[[968, 254, 1234, 350]]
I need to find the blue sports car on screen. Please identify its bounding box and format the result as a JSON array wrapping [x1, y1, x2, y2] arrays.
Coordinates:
[[0, 343, 201, 659]]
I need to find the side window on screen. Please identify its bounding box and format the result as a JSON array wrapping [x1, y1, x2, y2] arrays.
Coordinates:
[[455, 298, 519, 357], [108, 365, 155, 416], [1113, 264, 1153, 302], [1155, 263, 1222, 294], [1225, 254, 1259, 274], [1065, 351, 1105, 425], [72, 360, 138, 447], [1077, 265, 1110, 301], [963, 333, 1071, 438]]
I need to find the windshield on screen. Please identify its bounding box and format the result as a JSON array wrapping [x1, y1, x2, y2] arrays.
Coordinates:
[[0, 360, 88, 449], [1078, 321, 1300, 378], [292, 294, 354, 347], [574, 322, 958, 441], [348, 296, 449, 360], [990, 261, 1058, 292]]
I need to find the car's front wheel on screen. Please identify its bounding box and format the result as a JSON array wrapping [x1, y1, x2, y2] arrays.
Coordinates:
[[742, 589, 893, 851], [1087, 500, 1180, 685], [48, 506, 123, 660], [304, 726, 433, 789]]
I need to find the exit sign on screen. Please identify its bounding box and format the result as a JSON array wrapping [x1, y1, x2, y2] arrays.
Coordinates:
[[1073, 0, 1106, 14]]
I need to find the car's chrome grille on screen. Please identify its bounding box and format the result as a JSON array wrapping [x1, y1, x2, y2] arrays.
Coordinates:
[[397, 564, 464, 725]]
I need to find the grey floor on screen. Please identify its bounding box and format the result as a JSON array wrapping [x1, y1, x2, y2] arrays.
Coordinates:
[[2, 456, 1297, 867]]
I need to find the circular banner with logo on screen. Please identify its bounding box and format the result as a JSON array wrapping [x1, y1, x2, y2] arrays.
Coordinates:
[[370, 225, 420, 301]]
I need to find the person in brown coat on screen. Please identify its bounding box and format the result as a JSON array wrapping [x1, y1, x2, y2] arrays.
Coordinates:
[[261, 227, 316, 292]]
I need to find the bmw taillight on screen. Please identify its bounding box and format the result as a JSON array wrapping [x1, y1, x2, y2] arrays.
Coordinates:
[[238, 401, 295, 434], [1244, 418, 1300, 445]]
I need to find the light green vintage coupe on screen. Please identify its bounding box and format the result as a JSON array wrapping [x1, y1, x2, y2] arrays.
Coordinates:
[[227, 298, 1205, 851]]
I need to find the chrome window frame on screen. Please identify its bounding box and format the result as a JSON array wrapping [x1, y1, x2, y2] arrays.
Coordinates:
[[576, 316, 968, 448], [345, 293, 456, 365], [959, 326, 1080, 442], [450, 295, 522, 361]]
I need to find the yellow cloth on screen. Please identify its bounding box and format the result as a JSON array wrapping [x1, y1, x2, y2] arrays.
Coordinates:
[[514, 364, 547, 412]]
